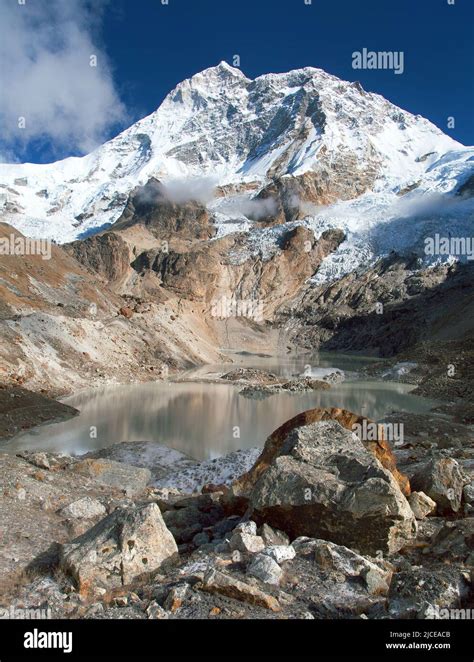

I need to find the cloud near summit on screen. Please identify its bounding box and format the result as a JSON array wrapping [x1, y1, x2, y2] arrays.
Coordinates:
[[0, 0, 127, 162]]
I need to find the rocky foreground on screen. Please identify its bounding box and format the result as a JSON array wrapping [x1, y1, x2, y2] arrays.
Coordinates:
[[0, 406, 472, 621]]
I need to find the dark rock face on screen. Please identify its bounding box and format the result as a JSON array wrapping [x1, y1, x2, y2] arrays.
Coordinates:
[[0, 386, 78, 441], [113, 178, 216, 241], [280, 256, 474, 358], [65, 232, 131, 284], [427, 518, 474, 563], [245, 421, 416, 554], [129, 224, 344, 316]]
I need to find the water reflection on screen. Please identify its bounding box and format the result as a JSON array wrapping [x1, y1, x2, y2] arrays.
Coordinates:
[[7, 369, 436, 460]]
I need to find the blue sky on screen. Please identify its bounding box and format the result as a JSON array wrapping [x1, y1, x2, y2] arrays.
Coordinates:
[[1, 0, 473, 163]]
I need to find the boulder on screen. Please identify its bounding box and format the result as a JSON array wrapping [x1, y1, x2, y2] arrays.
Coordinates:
[[60, 497, 106, 520], [234, 521, 257, 536], [229, 531, 265, 554], [294, 538, 393, 596], [146, 601, 169, 619], [163, 583, 189, 612], [60, 503, 177, 595], [247, 421, 417, 554], [71, 459, 151, 497], [262, 545, 296, 564], [258, 523, 290, 547], [408, 491, 437, 519], [199, 569, 280, 611], [410, 458, 465, 514], [426, 518, 474, 563], [388, 567, 470, 618], [119, 306, 134, 319], [463, 483, 474, 515], [247, 554, 283, 586], [231, 407, 410, 500]]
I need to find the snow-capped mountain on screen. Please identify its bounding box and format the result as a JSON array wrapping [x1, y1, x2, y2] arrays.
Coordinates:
[[1, 62, 473, 279]]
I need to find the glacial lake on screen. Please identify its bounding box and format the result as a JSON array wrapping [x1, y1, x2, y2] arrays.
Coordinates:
[[6, 353, 436, 460]]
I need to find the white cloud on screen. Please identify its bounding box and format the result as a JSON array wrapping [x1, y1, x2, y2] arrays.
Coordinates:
[[0, 0, 127, 161], [162, 176, 218, 204]]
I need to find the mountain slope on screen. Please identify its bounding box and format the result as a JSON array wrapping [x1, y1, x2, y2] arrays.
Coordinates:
[[1, 62, 473, 280]]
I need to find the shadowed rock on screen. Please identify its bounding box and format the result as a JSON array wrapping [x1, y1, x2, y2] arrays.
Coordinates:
[[410, 458, 465, 514]]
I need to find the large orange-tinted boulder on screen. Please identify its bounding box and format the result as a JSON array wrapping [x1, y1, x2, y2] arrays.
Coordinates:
[[232, 407, 410, 498], [240, 419, 417, 554]]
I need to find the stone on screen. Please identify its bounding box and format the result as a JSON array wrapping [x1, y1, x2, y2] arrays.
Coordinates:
[[247, 554, 283, 586], [60, 503, 178, 595], [192, 531, 211, 548], [388, 567, 470, 618], [71, 459, 151, 497], [262, 545, 296, 564], [231, 407, 411, 498], [310, 539, 393, 596], [17, 451, 73, 471], [209, 515, 241, 538], [258, 523, 290, 547], [246, 421, 417, 554], [410, 458, 465, 514], [426, 518, 474, 563], [164, 584, 189, 612], [199, 569, 280, 611], [119, 306, 134, 319], [234, 520, 257, 536], [408, 491, 437, 519], [146, 601, 169, 619], [229, 531, 265, 554], [60, 497, 106, 520], [463, 483, 474, 515]]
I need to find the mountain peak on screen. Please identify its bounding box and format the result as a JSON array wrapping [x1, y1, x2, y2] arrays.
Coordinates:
[[191, 61, 249, 82], [0, 62, 471, 257]]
